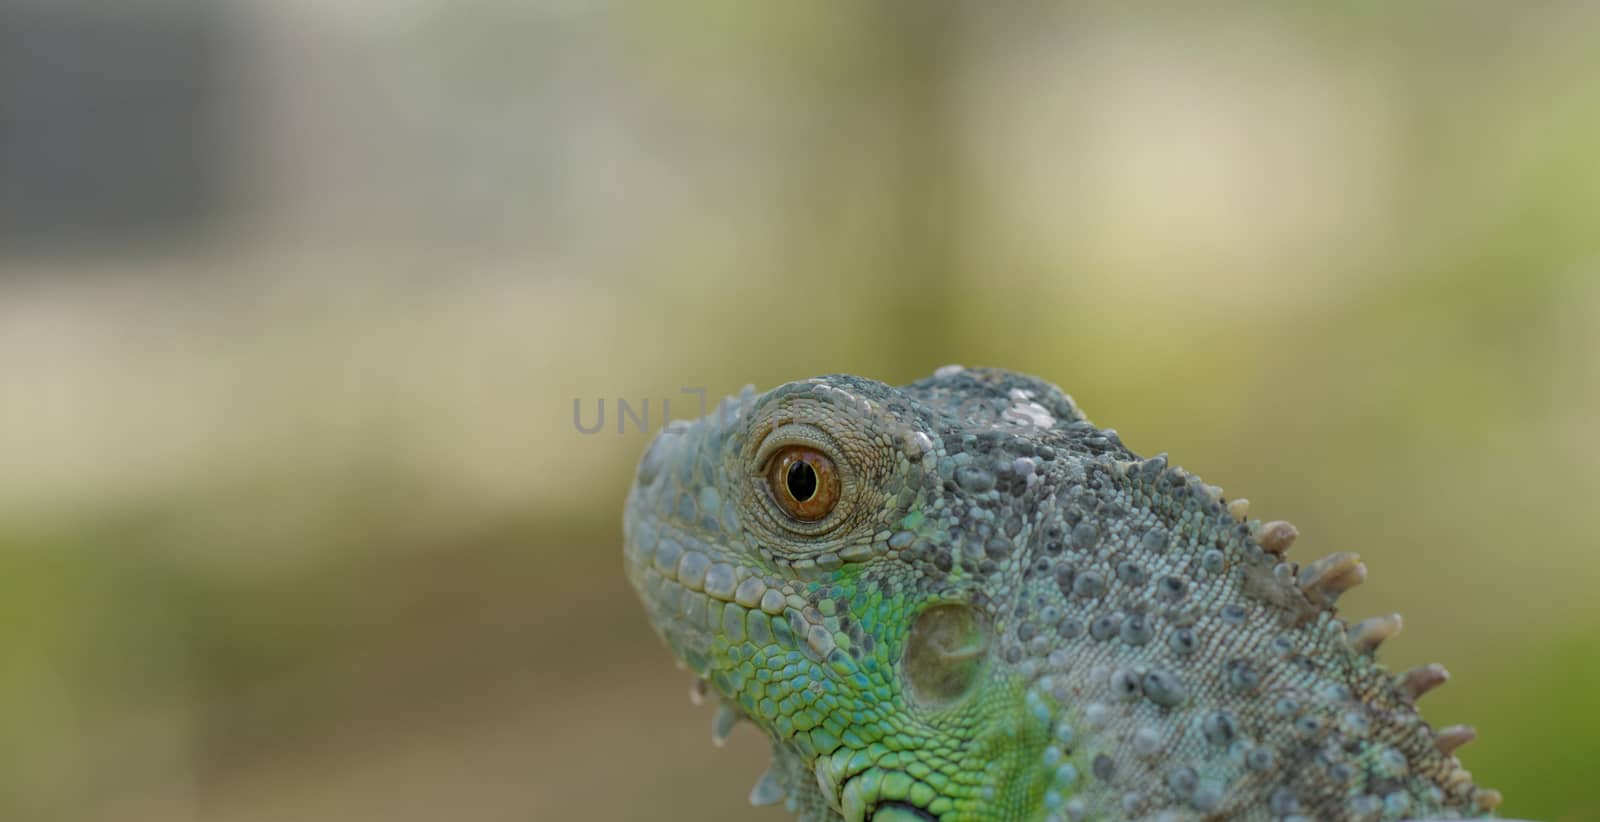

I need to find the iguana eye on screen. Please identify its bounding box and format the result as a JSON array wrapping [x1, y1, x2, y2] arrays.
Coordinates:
[[766, 446, 840, 521]]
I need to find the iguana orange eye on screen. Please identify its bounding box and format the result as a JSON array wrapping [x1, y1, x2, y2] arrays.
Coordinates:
[[766, 446, 840, 521]]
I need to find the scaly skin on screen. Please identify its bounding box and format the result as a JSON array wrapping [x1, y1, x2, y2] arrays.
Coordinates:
[[623, 368, 1499, 821]]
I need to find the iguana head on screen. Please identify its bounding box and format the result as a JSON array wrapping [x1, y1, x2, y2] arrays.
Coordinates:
[[623, 368, 1497, 821]]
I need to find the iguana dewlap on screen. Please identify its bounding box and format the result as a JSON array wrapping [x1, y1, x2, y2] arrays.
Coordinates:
[[623, 368, 1500, 821]]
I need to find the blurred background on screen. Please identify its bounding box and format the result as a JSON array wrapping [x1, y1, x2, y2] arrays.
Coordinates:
[[2, 1, 1597, 820]]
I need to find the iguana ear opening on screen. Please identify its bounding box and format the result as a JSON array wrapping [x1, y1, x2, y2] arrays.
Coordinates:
[[903, 602, 990, 709]]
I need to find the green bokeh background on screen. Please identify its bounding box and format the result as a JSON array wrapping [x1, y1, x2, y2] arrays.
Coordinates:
[[2, 3, 1596, 820]]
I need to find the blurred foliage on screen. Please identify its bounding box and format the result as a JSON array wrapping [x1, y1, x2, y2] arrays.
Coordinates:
[[1, 2, 1597, 821]]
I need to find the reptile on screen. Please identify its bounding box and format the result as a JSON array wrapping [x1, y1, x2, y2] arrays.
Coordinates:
[[622, 367, 1501, 821]]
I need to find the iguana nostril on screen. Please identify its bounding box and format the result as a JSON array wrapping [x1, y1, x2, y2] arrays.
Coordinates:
[[903, 603, 989, 707]]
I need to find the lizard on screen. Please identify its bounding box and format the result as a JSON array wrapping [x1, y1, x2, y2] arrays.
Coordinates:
[[622, 367, 1502, 821]]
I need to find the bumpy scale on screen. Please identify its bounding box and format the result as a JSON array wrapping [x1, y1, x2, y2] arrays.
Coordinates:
[[623, 368, 1500, 821]]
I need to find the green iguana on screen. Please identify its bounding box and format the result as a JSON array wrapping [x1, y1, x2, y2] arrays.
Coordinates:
[[623, 368, 1501, 821]]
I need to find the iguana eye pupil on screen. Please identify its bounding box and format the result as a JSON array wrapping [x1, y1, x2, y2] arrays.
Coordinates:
[[786, 461, 818, 501], [765, 446, 840, 521]]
